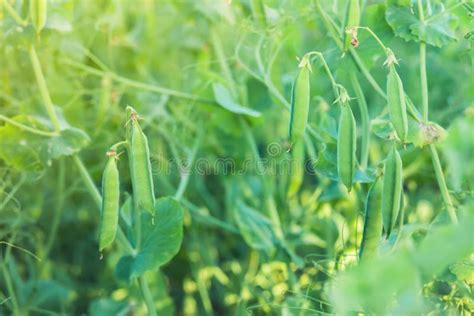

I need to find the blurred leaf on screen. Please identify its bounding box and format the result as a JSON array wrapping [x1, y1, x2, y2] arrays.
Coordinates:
[[89, 299, 130, 316], [413, 211, 474, 278], [372, 118, 393, 140], [330, 251, 422, 315], [0, 115, 90, 171], [45, 127, 90, 160], [24, 280, 73, 310], [330, 209, 474, 314], [442, 112, 474, 191], [450, 258, 474, 285], [313, 143, 338, 180], [212, 83, 261, 117], [234, 200, 277, 253]]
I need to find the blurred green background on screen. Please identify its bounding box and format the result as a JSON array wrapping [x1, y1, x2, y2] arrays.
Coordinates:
[[1, 0, 473, 315]]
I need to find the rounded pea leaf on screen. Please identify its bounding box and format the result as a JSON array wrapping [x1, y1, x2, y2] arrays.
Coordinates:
[[0, 115, 90, 172], [116, 197, 184, 280], [386, 3, 458, 47]]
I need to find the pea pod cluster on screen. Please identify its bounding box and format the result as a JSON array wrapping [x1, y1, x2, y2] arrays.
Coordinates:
[[381, 146, 403, 238], [337, 102, 357, 192], [387, 65, 408, 142], [99, 150, 120, 251], [30, 0, 47, 34], [288, 56, 311, 146], [127, 107, 155, 215], [360, 177, 383, 261], [343, 0, 360, 52]]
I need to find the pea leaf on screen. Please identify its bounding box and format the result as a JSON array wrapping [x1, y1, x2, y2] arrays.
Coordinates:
[[312, 142, 374, 183], [409, 3, 458, 47], [42, 127, 90, 163], [313, 143, 338, 180], [386, 3, 458, 47], [116, 197, 184, 280], [234, 200, 276, 253], [372, 118, 394, 140], [450, 259, 474, 285], [89, 299, 130, 316], [0, 115, 90, 171], [212, 83, 261, 117], [23, 280, 72, 311]]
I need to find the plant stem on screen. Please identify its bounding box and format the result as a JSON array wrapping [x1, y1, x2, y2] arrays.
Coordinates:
[[419, 42, 429, 121], [429, 145, 458, 224], [211, 28, 236, 92], [250, 0, 267, 28], [174, 134, 202, 201], [42, 159, 65, 265], [29, 46, 62, 133], [417, 0, 429, 122], [61, 58, 214, 104], [72, 155, 135, 254], [349, 47, 387, 99], [0, 175, 25, 211], [306, 51, 339, 99], [1, 0, 27, 27], [356, 27, 389, 52], [139, 276, 157, 316], [110, 140, 128, 151], [313, 0, 387, 99], [417, 1, 458, 224], [0, 114, 58, 137], [1, 233, 21, 316], [350, 73, 370, 169]]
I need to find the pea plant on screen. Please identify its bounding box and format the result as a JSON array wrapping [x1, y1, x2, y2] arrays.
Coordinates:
[[0, 0, 473, 315]]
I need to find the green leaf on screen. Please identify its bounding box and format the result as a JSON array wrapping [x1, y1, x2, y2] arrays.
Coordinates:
[[0, 115, 90, 171], [313, 142, 338, 181], [44, 127, 90, 161], [234, 200, 276, 253], [409, 3, 458, 47], [329, 252, 422, 315], [450, 259, 474, 285], [89, 299, 130, 316], [212, 83, 261, 117], [24, 280, 72, 310], [312, 143, 374, 183], [413, 211, 474, 278], [386, 3, 458, 47], [372, 118, 394, 140], [116, 197, 184, 280], [385, 5, 419, 42]]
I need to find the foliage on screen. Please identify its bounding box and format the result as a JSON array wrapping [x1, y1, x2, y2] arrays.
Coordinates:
[[0, 0, 473, 315]]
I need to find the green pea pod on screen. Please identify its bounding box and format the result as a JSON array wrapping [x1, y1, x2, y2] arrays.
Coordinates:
[[381, 146, 403, 238], [343, 0, 360, 52], [128, 108, 155, 215], [99, 152, 120, 251], [288, 57, 311, 145], [360, 177, 383, 261], [287, 139, 305, 198], [387, 65, 408, 142], [337, 102, 357, 192], [30, 0, 47, 34]]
